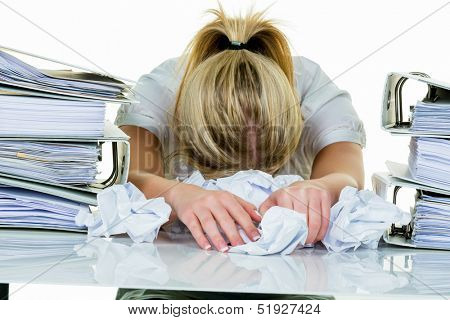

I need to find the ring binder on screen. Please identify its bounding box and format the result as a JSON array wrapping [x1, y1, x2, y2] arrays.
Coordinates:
[[382, 72, 450, 137], [377, 71, 450, 250], [0, 121, 130, 199], [373, 172, 450, 250], [0, 46, 132, 232]]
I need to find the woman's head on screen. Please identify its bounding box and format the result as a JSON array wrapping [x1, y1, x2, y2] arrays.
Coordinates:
[[171, 6, 302, 178]]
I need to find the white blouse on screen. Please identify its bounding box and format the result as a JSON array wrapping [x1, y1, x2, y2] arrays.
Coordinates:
[[115, 56, 366, 179]]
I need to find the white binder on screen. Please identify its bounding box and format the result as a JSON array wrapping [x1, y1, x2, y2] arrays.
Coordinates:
[[381, 72, 450, 137], [0, 122, 130, 205], [0, 45, 135, 103], [373, 172, 450, 250]]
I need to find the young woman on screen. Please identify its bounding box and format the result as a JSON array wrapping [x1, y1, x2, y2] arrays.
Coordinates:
[[116, 8, 366, 252]]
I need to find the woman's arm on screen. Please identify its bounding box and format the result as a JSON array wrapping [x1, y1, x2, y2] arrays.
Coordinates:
[[259, 141, 364, 244], [120, 125, 261, 251], [120, 125, 178, 199], [309, 141, 364, 202]]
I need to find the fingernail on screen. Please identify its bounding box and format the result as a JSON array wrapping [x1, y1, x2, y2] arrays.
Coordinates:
[[219, 245, 229, 252], [252, 232, 261, 241], [255, 211, 262, 217], [204, 244, 211, 250]]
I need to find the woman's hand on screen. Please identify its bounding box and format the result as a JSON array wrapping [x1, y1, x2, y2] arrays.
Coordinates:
[[167, 183, 262, 251], [259, 180, 332, 244]]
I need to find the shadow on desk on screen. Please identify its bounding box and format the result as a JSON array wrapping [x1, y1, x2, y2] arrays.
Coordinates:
[[116, 289, 334, 300]]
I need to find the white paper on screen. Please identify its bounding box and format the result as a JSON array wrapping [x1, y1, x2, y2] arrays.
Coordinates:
[[0, 48, 130, 137], [0, 141, 99, 184], [322, 186, 411, 252], [184, 170, 307, 254], [0, 95, 106, 137], [408, 137, 450, 191], [0, 185, 89, 230], [75, 183, 171, 243], [182, 170, 411, 254], [412, 194, 450, 249], [228, 206, 308, 255], [184, 169, 303, 208], [82, 170, 411, 253], [411, 100, 450, 134], [0, 49, 124, 97]]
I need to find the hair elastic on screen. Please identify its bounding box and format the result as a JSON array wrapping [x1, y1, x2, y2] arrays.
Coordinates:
[[228, 40, 247, 50]]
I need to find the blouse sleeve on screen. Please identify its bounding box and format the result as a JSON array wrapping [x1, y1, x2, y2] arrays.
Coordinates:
[[295, 56, 366, 160], [114, 57, 180, 146]]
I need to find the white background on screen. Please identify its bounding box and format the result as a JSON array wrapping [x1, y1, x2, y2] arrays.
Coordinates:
[[1, 0, 450, 299]]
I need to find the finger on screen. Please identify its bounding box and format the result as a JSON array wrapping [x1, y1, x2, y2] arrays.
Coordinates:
[[259, 196, 277, 214], [305, 196, 322, 244], [317, 193, 331, 240], [180, 213, 211, 250], [211, 205, 245, 246], [293, 198, 308, 215], [234, 196, 261, 222], [275, 191, 294, 210], [225, 198, 260, 242], [196, 207, 229, 252]]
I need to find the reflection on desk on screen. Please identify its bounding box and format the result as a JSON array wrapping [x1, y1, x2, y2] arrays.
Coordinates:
[[0, 229, 449, 298]]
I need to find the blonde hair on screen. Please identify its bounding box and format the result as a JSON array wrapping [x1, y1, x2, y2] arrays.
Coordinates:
[[170, 6, 302, 178]]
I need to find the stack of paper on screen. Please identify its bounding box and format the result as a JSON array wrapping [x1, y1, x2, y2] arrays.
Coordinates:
[[0, 49, 131, 138], [0, 50, 125, 100], [0, 95, 106, 137], [412, 193, 450, 249], [0, 47, 133, 233], [0, 185, 89, 231], [0, 141, 99, 184], [411, 100, 450, 133], [0, 229, 87, 260], [408, 137, 450, 190], [406, 104, 450, 250], [379, 73, 450, 251]]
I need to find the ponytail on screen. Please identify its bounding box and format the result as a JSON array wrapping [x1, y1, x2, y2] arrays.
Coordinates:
[[180, 5, 294, 88], [170, 5, 302, 178]]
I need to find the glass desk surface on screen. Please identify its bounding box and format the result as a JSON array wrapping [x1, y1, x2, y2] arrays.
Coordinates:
[[0, 228, 449, 298]]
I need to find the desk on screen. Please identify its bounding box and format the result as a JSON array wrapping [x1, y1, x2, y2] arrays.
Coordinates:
[[0, 229, 449, 299]]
